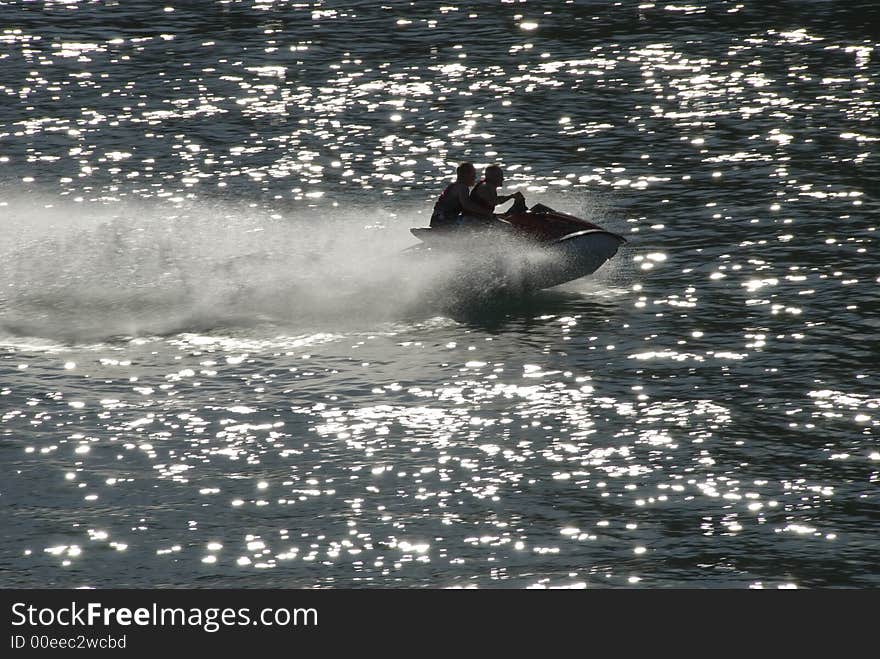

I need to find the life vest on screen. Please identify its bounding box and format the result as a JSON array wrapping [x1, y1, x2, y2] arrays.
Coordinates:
[[431, 182, 464, 228], [469, 180, 494, 211]]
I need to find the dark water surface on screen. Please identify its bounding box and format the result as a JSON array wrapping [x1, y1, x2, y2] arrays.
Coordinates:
[[1, 1, 877, 588]]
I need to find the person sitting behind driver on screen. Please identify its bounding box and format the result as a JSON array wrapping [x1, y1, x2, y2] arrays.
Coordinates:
[[470, 164, 527, 216], [430, 162, 492, 229]]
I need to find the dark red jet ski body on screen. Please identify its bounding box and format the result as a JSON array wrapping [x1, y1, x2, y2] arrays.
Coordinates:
[[409, 206, 626, 291]]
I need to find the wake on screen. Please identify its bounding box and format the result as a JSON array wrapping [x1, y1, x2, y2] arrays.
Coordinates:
[[0, 193, 622, 342]]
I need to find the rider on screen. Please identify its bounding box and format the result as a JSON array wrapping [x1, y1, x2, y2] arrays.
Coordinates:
[[430, 162, 493, 229], [470, 165, 527, 216]]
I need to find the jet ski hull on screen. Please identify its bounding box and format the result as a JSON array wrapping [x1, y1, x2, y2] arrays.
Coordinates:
[[523, 229, 625, 290], [408, 208, 626, 292]]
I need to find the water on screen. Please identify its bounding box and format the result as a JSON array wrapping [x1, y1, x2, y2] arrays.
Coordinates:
[[1, 1, 877, 588]]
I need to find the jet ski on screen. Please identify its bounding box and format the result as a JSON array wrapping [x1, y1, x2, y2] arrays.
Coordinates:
[[408, 205, 627, 292]]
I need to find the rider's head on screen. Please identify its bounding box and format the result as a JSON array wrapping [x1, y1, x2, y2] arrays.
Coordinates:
[[456, 162, 477, 186], [484, 164, 504, 187]]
